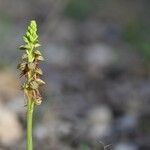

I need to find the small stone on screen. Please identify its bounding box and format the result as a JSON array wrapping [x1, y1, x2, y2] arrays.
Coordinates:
[[6, 96, 25, 115], [34, 125, 49, 140], [87, 105, 113, 139], [45, 44, 72, 67], [0, 105, 23, 146], [117, 114, 138, 131], [0, 71, 18, 103], [51, 20, 76, 43], [57, 121, 72, 138], [84, 44, 116, 69], [114, 142, 139, 150]]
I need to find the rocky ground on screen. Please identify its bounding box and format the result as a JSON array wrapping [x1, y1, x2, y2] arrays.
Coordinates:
[[0, 0, 150, 150], [0, 45, 150, 150]]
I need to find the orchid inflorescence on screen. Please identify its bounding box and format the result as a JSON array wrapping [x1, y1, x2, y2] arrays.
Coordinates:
[[17, 20, 45, 105]]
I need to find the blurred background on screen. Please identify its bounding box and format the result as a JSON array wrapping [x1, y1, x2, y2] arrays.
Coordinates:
[[0, 0, 150, 149]]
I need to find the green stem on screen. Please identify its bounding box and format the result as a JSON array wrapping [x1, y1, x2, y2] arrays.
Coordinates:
[[27, 98, 34, 150], [26, 43, 34, 150]]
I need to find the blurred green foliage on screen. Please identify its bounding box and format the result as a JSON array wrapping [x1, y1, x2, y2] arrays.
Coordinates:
[[0, 13, 14, 66], [80, 143, 90, 150], [123, 21, 150, 63], [123, 22, 142, 44], [0, 17, 12, 43], [64, 0, 95, 21], [140, 115, 150, 132]]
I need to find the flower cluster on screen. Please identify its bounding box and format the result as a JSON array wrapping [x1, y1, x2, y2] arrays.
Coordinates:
[[17, 20, 45, 105]]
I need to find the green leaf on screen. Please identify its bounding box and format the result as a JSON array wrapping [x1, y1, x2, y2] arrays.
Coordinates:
[[17, 62, 27, 71], [35, 68, 43, 75], [36, 78, 45, 85], [36, 55, 44, 61], [23, 36, 29, 43], [19, 45, 26, 50], [34, 43, 41, 48], [34, 50, 42, 56], [19, 45, 30, 50], [26, 31, 31, 38], [30, 20, 37, 28], [22, 53, 28, 60], [32, 33, 37, 38]]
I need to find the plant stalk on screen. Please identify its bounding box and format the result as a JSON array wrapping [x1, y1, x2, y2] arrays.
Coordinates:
[[27, 98, 34, 150], [18, 20, 44, 150]]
